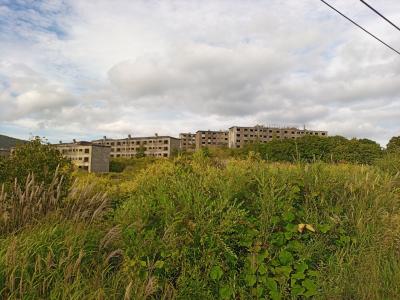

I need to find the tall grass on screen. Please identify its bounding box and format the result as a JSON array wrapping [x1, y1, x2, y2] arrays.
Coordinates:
[[0, 156, 399, 299]]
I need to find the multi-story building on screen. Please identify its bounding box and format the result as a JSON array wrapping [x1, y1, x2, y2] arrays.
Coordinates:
[[179, 133, 196, 152], [55, 141, 110, 173], [195, 130, 229, 149], [228, 125, 328, 148], [92, 135, 180, 158]]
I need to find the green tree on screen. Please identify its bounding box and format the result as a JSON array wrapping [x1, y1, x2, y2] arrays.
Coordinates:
[[0, 137, 72, 193], [387, 136, 400, 153]]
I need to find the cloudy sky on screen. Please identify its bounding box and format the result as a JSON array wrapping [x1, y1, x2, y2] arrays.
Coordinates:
[[0, 0, 399, 145]]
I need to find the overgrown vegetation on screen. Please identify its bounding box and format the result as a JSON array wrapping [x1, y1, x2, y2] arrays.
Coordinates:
[[237, 135, 383, 164], [0, 136, 400, 299], [0, 137, 72, 195]]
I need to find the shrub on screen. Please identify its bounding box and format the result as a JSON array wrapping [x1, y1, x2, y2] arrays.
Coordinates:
[[0, 137, 72, 194]]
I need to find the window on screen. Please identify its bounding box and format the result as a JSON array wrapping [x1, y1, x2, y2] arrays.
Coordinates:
[[84, 157, 89, 162], [84, 149, 89, 154], [163, 153, 168, 157]]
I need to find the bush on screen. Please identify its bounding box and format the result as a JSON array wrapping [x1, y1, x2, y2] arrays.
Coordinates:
[[242, 135, 383, 164], [0, 137, 72, 194]]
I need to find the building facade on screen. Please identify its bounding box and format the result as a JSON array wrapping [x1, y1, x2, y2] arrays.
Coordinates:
[[55, 141, 110, 173], [195, 130, 229, 149], [228, 125, 328, 148], [179, 133, 196, 152], [92, 135, 180, 158]]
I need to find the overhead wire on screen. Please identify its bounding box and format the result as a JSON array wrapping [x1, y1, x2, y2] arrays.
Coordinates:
[[320, 0, 400, 56], [360, 0, 400, 32]]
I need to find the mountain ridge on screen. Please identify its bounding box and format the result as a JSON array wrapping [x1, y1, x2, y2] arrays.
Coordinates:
[[0, 134, 27, 149]]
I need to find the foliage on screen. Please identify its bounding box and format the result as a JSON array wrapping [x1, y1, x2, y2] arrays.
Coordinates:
[[241, 135, 383, 164], [109, 157, 156, 173], [387, 136, 400, 153], [0, 137, 72, 194], [1, 155, 400, 299], [374, 152, 400, 175], [135, 145, 146, 158]]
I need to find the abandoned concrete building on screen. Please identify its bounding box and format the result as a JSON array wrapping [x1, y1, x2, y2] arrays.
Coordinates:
[[179, 133, 196, 152], [55, 141, 110, 173], [195, 130, 229, 149], [92, 135, 180, 158], [228, 125, 328, 148]]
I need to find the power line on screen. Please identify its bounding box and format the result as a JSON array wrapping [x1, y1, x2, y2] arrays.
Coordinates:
[[360, 0, 400, 32], [320, 0, 400, 56]]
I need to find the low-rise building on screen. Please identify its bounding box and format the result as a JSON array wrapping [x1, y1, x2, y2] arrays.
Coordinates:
[[55, 141, 110, 173], [228, 125, 328, 148], [92, 135, 180, 158], [195, 130, 229, 149], [179, 133, 196, 152]]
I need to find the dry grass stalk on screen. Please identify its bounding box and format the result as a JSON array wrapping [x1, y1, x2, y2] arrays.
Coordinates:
[[0, 172, 110, 235], [0, 168, 63, 235], [124, 281, 133, 300]]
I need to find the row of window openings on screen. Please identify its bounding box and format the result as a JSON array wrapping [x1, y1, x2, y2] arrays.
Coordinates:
[[102, 140, 169, 146], [202, 137, 228, 140], [62, 148, 90, 154], [200, 133, 228, 136], [70, 156, 89, 162], [236, 132, 324, 138], [201, 141, 228, 145], [237, 129, 325, 135], [112, 146, 169, 152], [236, 137, 296, 143], [111, 153, 168, 158]]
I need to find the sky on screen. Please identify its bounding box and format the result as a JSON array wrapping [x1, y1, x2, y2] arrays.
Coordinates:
[[0, 0, 399, 146]]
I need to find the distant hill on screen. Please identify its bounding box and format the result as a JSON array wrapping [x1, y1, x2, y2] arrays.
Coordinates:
[[0, 134, 27, 149]]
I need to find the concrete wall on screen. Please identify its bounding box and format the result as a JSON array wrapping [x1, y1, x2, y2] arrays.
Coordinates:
[[93, 136, 179, 158], [228, 126, 328, 148], [90, 145, 110, 173], [195, 130, 229, 149]]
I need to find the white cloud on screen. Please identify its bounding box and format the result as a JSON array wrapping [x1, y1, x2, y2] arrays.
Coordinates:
[[0, 0, 400, 145]]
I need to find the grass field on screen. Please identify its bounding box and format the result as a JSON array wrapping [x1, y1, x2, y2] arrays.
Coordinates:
[[1, 154, 400, 299]]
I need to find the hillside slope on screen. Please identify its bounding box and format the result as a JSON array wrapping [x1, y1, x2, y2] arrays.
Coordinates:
[[0, 134, 26, 149]]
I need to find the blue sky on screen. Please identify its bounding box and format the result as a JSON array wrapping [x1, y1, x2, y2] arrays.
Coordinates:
[[0, 0, 400, 145]]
